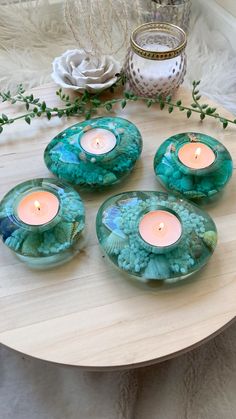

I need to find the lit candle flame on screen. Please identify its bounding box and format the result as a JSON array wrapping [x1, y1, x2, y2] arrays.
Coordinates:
[[158, 222, 165, 231], [34, 200, 41, 211], [195, 147, 201, 159]]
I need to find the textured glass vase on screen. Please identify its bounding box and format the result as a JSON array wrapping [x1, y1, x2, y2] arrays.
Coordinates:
[[44, 117, 143, 189], [154, 132, 233, 203], [124, 22, 187, 98], [96, 191, 217, 285], [0, 179, 85, 269], [143, 0, 191, 33]]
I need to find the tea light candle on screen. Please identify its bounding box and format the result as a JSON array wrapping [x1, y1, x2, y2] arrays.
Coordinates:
[[17, 191, 59, 226], [139, 210, 182, 247], [178, 142, 216, 170], [80, 128, 117, 155]]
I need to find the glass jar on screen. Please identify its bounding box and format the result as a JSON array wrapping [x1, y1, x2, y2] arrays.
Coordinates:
[[143, 0, 191, 33], [124, 22, 187, 98]]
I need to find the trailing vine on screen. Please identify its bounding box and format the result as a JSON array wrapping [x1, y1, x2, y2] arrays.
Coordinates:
[[0, 77, 235, 134]]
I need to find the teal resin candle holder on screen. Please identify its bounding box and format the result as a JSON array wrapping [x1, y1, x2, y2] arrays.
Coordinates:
[[154, 132, 233, 203], [96, 191, 217, 285], [0, 178, 85, 269], [44, 117, 143, 189]]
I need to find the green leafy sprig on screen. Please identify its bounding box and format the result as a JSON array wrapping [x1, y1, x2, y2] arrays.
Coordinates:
[[0, 78, 235, 134]]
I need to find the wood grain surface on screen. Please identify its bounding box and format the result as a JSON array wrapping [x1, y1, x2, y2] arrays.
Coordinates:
[[0, 84, 235, 370]]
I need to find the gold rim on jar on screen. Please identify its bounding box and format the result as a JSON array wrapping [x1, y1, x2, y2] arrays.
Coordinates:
[[130, 22, 187, 61]]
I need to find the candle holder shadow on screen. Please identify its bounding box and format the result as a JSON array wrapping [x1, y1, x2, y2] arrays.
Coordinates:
[[96, 191, 217, 284], [154, 132, 233, 204], [44, 117, 143, 190], [0, 178, 85, 269]]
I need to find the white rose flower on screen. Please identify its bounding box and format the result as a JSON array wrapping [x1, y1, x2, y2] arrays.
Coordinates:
[[51, 49, 121, 93]]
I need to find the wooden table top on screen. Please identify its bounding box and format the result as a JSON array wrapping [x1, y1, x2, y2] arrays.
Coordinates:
[[0, 84, 236, 370]]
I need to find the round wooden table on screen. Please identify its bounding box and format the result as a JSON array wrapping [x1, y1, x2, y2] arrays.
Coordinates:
[[0, 84, 235, 370]]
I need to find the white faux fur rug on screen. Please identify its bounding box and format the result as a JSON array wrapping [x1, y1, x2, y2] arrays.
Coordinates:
[[1, 2, 236, 419], [0, 0, 236, 113]]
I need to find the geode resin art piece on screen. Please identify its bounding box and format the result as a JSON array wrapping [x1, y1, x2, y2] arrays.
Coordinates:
[[154, 132, 233, 203], [44, 117, 142, 189], [96, 191, 217, 284], [0, 179, 85, 269]]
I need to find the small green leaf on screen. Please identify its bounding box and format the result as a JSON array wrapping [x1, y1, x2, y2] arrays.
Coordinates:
[[85, 111, 91, 120], [187, 110, 192, 118], [41, 101, 46, 112], [200, 113, 205, 120], [234, 119, 236, 124], [179, 106, 185, 111], [160, 101, 165, 110], [196, 95, 201, 101], [121, 99, 127, 109], [26, 102, 29, 110], [147, 99, 153, 108], [37, 112, 42, 117], [46, 111, 51, 120], [124, 92, 130, 99], [0, 126, 3, 133], [25, 116, 31, 125], [92, 98, 101, 107], [191, 103, 198, 109], [105, 103, 112, 111], [176, 100, 182, 106], [201, 104, 208, 109], [223, 121, 228, 129], [166, 95, 172, 103], [2, 114, 8, 121], [168, 105, 174, 114]]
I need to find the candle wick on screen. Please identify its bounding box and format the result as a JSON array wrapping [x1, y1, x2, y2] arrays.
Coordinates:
[[95, 138, 101, 148], [195, 147, 201, 159], [34, 200, 41, 211], [158, 222, 165, 231]]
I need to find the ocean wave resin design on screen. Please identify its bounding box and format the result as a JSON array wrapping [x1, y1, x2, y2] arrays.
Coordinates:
[[0, 179, 85, 269], [154, 132, 233, 203], [44, 117, 142, 189], [96, 191, 217, 284]]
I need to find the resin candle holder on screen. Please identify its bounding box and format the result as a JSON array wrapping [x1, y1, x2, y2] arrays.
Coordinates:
[[0, 178, 85, 269], [154, 132, 233, 203], [96, 191, 217, 284], [44, 117, 143, 189]]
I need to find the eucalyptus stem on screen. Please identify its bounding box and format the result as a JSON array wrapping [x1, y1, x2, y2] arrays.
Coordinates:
[[0, 78, 235, 134]]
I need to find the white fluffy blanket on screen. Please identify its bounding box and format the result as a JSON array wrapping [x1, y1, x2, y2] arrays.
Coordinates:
[[1, 1, 236, 418]]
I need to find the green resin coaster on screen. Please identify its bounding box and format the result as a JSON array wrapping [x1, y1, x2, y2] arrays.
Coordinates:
[[44, 117, 143, 189], [96, 191, 217, 285], [0, 178, 85, 269], [154, 132, 233, 203]]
